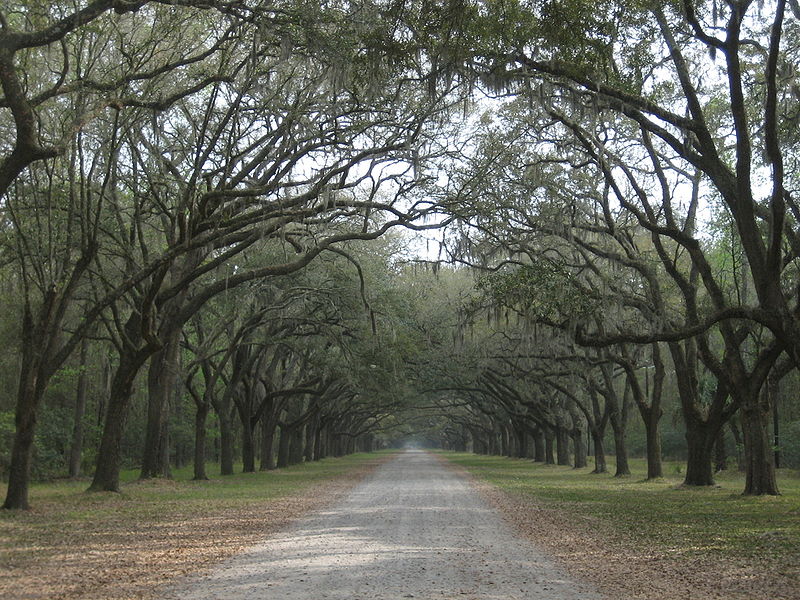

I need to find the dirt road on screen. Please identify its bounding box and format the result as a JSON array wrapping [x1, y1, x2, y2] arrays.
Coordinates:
[[164, 450, 600, 599]]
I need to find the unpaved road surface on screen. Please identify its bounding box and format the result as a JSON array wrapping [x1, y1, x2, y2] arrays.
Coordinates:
[[164, 450, 600, 599]]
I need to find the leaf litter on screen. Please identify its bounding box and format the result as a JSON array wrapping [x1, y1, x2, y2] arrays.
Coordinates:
[[459, 467, 800, 600], [0, 457, 388, 600]]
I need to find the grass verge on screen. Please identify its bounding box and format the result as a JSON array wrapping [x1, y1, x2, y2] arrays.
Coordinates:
[[0, 451, 395, 600], [441, 453, 800, 600]]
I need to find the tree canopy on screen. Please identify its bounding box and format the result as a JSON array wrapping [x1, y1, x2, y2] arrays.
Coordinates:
[[1, 0, 799, 510]]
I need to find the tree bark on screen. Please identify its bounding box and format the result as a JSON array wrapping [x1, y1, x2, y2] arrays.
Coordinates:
[[644, 413, 663, 479], [741, 395, 778, 495], [305, 417, 318, 462], [625, 344, 664, 480], [544, 427, 555, 465], [241, 414, 256, 473], [289, 425, 305, 465], [571, 427, 587, 469], [260, 415, 278, 470], [599, 363, 630, 476], [98, 355, 111, 426], [3, 379, 40, 509], [276, 424, 291, 468], [670, 342, 720, 486], [590, 429, 607, 474], [172, 367, 186, 469], [611, 424, 630, 477], [158, 404, 172, 477], [332, 433, 341, 457], [89, 342, 153, 492], [4, 301, 57, 509], [532, 426, 545, 462], [315, 424, 326, 460], [683, 415, 716, 486], [556, 425, 571, 466], [515, 426, 528, 459], [587, 386, 609, 474], [499, 425, 509, 456], [141, 328, 181, 479]]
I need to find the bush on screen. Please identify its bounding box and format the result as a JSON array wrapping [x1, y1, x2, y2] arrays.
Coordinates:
[[781, 420, 800, 469], [0, 410, 14, 481], [660, 427, 688, 461], [32, 404, 72, 479]]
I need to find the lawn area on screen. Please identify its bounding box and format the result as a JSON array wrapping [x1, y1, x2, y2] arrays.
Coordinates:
[[0, 452, 395, 600], [441, 453, 800, 565], [1, 452, 395, 552]]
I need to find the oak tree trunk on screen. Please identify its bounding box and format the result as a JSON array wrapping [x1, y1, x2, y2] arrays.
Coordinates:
[[499, 426, 509, 456], [260, 415, 277, 470], [289, 425, 305, 465], [610, 418, 630, 477], [532, 427, 545, 462], [644, 410, 663, 479], [241, 416, 256, 473], [89, 344, 152, 492], [515, 427, 528, 459], [683, 416, 717, 486], [4, 303, 56, 509], [304, 419, 317, 462], [544, 427, 555, 465], [141, 329, 181, 479], [276, 425, 291, 468], [3, 378, 40, 509], [556, 426, 571, 466], [571, 428, 587, 469], [741, 399, 778, 495], [591, 429, 607, 474], [314, 425, 326, 460]]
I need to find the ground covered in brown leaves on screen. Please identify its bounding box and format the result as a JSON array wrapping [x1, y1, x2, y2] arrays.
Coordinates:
[[462, 469, 800, 600], [0, 455, 389, 600]]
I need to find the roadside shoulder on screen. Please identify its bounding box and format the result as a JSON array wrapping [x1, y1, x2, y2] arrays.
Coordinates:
[[437, 455, 797, 600]]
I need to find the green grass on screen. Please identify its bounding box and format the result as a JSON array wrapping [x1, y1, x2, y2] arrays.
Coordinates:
[[0, 452, 395, 559], [440, 453, 800, 562]]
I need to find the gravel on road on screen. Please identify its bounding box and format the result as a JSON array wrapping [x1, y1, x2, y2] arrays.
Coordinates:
[[164, 449, 601, 600]]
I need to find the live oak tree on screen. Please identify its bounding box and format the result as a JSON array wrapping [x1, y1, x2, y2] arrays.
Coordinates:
[[434, 91, 779, 489], [2, 0, 451, 507], [85, 74, 448, 493], [0, 0, 265, 509], [437, 101, 764, 487], [5, 0, 800, 508], [410, 0, 799, 495]]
